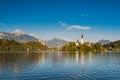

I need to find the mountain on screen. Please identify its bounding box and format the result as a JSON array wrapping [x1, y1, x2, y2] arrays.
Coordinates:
[[12, 34, 39, 43], [0, 39, 49, 51], [98, 39, 112, 45], [0, 29, 39, 43], [103, 40, 120, 50], [11, 29, 24, 36], [45, 38, 68, 48]]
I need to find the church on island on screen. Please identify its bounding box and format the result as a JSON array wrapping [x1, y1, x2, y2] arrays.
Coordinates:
[[75, 34, 84, 46], [75, 34, 91, 47], [62, 34, 105, 51]]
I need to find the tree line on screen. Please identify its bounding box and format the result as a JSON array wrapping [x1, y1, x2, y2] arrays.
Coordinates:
[[103, 40, 120, 50], [0, 39, 120, 51], [61, 40, 120, 51], [0, 39, 49, 51]]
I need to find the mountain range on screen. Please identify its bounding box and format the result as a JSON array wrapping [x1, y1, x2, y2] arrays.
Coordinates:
[[0, 30, 68, 48], [0, 29, 39, 43], [0, 30, 116, 48]]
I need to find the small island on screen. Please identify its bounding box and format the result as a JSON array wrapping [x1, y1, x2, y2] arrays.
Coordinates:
[[61, 34, 120, 51]]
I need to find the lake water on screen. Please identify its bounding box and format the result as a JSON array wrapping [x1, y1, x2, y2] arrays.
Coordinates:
[[0, 51, 120, 80]]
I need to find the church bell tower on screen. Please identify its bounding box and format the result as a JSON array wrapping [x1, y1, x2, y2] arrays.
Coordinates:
[[81, 34, 84, 44]]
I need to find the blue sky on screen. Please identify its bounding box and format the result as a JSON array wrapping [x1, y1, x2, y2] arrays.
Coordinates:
[[0, 0, 120, 42]]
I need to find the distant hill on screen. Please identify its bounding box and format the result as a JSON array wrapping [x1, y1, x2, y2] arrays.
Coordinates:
[[0, 39, 49, 51], [45, 38, 68, 48], [103, 40, 120, 50], [0, 29, 40, 43], [98, 39, 112, 45]]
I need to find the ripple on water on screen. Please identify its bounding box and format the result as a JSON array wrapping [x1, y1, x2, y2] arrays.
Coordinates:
[[0, 51, 120, 80]]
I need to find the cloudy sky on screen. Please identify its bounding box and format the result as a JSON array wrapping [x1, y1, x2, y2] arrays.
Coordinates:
[[0, 0, 120, 42]]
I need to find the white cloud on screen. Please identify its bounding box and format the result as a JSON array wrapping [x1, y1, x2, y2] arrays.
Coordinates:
[[67, 25, 90, 30], [81, 14, 89, 17], [59, 21, 67, 27], [59, 21, 91, 31]]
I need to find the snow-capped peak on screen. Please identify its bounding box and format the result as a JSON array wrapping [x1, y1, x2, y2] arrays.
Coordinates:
[[11, 29, 24, 36]]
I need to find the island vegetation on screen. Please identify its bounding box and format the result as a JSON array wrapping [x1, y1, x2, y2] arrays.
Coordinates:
[[61, 42, 104, 51], [61, 40, 120, 51]]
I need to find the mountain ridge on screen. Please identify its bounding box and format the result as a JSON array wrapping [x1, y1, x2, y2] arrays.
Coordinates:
[[0, 30, 39, 43], [98, 39, 112, 45], [45, 37, 68, 48]]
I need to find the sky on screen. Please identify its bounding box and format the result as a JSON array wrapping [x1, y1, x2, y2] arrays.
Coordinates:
[[0, 0, 120, 42]]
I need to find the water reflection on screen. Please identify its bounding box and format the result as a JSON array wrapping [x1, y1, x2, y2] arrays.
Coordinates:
[[0, 52, 45, 74], [0, 51, 120, 80], [0, 51, 87, 74], [0, 51, 119, 70]]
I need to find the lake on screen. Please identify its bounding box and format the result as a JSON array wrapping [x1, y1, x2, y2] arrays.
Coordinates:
[[0, 51, 120, 80]]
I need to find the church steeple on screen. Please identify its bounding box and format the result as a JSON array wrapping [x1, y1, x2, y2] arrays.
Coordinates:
[[81, 34, 84, 44], [81, 34, 83, 38]]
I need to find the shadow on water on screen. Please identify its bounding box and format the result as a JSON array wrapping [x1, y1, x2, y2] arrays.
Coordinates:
[[0, 51, 120, 80]]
